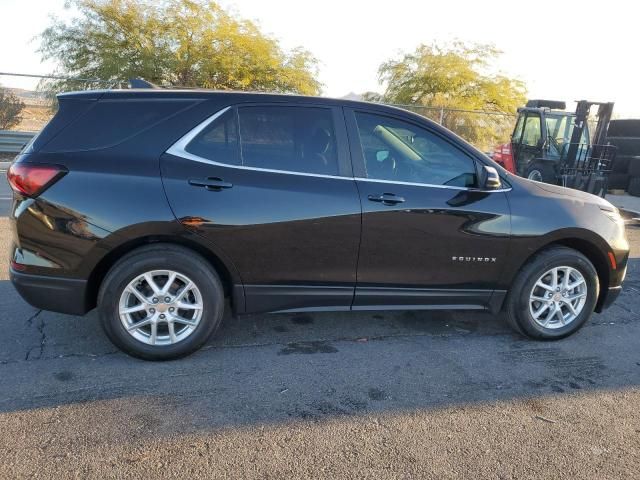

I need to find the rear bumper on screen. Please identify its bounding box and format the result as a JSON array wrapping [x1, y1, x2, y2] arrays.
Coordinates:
[[10, 268, 90, 315]]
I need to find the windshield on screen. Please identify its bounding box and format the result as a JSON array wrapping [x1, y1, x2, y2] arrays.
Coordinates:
[[545, 113, 589, 156]]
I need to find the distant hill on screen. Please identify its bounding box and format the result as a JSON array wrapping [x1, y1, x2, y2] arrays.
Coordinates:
[[340, 92, 364, 101], [0, 87, 51, 131], [340, 91, 383, 102], [3, 87, 48, 106]]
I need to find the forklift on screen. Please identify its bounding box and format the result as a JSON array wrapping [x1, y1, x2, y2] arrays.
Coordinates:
[[495, 99, 616, 197]]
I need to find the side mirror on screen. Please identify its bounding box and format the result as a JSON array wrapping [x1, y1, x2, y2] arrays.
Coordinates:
[[482, 165, 502, 190]]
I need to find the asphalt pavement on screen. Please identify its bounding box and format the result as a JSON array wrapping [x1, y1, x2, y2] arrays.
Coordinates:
[[0, 179, 639, 479]]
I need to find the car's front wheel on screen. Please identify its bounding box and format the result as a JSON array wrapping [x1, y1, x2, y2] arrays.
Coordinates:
[[98, 244, 224, 360], [505, 246, 599, 339]]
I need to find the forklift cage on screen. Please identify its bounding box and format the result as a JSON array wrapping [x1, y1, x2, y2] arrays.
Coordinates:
[[558, 143, 617, 197]]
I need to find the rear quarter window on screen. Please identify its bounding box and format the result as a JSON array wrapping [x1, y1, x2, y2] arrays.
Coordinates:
[[42, 99, 199, 152]]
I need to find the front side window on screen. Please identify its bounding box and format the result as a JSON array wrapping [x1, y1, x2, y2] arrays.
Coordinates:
[[521, 114, 542, 147], [354, 112, 477, 188], [238, 106, 338, 175]]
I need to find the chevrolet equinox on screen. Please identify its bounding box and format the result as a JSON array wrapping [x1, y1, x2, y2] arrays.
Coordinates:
[[8, 89, 629, 360]]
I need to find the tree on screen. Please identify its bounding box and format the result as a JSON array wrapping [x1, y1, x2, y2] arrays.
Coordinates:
[[0, 89, 26, 130], [374, 42, 527, 148], [38, 0, 321, 95]]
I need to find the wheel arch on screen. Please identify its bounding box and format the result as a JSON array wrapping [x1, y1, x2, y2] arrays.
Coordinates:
[[507, 235, 611, 312], [85, 234, 244, 314], [550, 237, 610, 311]]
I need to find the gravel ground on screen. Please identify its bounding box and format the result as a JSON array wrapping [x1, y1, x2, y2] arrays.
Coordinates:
[[0, 189, 639, 479]]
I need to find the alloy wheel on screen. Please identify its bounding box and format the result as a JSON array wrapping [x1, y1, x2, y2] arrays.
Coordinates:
[[528, 266, 588, 329], [119, 270, 203, 345]]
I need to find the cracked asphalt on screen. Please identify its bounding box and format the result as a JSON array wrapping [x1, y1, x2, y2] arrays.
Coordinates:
[[0, 178, 639, 478]]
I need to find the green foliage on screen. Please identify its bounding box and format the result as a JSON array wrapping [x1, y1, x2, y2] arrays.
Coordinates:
[[0, 89, 26, 130], [376, 42, 527, 148], [38, 0, 321, 95]]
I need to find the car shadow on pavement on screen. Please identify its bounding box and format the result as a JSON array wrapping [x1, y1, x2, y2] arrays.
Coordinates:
[[0, 257, 638, 434]]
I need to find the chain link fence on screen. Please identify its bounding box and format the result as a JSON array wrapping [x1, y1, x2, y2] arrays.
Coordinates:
[[1, 73, 517, 151], [384, 104, 516, 151]]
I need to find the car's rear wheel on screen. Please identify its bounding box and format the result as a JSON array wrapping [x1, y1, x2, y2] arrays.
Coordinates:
[[98, 244, 224, 360], [504, 246, 599, 339]]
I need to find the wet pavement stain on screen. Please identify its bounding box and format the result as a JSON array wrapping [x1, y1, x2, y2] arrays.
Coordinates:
[[290, 315, 314, 325], [398, 310, 475, 334], [278, 341, 338, 355], [53, 371, 74, 382], [273, 325, 289, 333], [368, 387, 386, 401]]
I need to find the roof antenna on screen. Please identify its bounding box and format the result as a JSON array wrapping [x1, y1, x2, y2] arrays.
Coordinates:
[[129, 78, 160, 89]]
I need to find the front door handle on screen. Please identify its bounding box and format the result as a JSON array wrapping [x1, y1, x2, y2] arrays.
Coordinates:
[[367, 193, 405, 205], [188, 177, 233, 190]]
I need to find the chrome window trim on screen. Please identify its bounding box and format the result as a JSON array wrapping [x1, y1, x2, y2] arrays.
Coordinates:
[[166, 106, 352, 181], [166, 106, 512, 190], [168, 106, 232, 154], [354, 177, 512, 193]]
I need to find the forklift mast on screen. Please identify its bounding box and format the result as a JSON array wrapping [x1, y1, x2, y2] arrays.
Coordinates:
[[565, 100, 614, 168]]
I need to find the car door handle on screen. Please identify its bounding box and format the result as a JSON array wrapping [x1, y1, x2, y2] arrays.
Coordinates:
[[188, 178, 233, 190], [367, 193, 405, 205]]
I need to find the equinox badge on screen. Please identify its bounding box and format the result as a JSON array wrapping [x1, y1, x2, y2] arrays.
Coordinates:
[[452, 256, 497, 263]]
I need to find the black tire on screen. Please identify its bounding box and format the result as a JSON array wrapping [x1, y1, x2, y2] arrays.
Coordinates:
[[607, 173, 630, 191], [611, 155, 630, 174], [525, 162, 556, 184], [629, 177, 640, 197], [98, 244, 225, 360], [606, 137, 640, 156], [607, 119, 640, 138], [504, 246, 599, 340], [628, 158, 640, 177]]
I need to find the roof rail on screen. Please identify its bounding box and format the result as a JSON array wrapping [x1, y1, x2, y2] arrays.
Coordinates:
[[129, 78, 160, 89]]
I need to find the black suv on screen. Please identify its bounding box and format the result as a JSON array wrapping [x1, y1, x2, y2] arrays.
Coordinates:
[[8, 89, 629, 360]]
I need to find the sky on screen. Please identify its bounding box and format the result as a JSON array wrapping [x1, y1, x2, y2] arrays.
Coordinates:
[[1, 0, 638, 116]]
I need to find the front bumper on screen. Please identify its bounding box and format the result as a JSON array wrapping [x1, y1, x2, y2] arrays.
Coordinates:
[[596, 285, 623, 312], [10, 268, 90, 315]]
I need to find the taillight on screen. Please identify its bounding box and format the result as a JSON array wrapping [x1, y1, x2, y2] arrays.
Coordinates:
[[7, 163, 67, 198]]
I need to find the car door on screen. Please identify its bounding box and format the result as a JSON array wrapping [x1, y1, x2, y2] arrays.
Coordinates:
[[162, 103, 361, 314], [345, 107, 511, 311], [512, 112, 543, 176]]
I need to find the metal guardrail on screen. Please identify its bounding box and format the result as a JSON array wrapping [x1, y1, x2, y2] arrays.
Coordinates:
[[0, 130, 36, 153]]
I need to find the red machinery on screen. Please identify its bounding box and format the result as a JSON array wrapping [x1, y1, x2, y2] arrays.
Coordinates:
[[491, 143, 515, 173]]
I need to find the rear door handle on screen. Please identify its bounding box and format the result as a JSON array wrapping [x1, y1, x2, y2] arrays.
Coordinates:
[[367, 193, 405, 205], [188, 177, 233, 190]]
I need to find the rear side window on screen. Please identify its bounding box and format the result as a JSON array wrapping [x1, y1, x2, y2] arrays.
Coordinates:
[[185, 109, 240, 165], [238, 106, 338, 175]]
